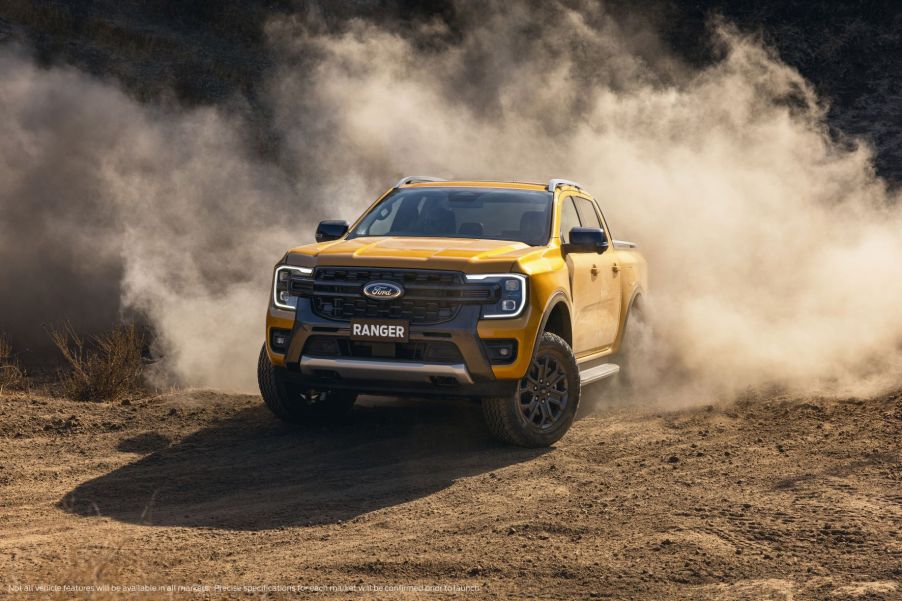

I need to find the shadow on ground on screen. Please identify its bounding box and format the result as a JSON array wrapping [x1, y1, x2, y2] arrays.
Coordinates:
[[60, 397, 545, 531]]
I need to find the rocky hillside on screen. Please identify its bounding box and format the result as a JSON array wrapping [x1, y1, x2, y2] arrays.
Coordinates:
[[1, 0, 899, 180]]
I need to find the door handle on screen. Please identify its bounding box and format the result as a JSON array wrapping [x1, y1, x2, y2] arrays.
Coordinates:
[[612, 263, 621, 274], [590, 264, 599, 276]]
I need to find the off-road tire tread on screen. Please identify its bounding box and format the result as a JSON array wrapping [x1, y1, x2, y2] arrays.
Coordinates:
[[257, 345, 355, 424], [482, 395, 530, 446], [615, 302, 643, 391], [258, 345, 298, 422], [481, 332, 579, 448]]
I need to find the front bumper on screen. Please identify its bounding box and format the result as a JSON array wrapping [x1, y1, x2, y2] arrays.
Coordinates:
[[265, 297, 532, 398]]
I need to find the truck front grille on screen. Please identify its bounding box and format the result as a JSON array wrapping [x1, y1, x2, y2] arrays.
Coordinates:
[[291, 267, 498, 325]]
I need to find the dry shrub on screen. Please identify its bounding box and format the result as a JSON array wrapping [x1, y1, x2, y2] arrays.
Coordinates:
[[0, 334, 27, 392], [50, 323, 146, 402]]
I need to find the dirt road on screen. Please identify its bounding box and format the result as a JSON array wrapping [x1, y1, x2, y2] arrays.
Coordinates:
[[1, 387, 899, 599]]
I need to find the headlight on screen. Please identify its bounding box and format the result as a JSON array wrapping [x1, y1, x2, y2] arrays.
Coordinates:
[[465, 273, 527, 319], [272, 265, 312, 309]]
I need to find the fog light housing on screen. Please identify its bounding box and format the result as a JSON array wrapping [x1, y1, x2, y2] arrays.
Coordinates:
[[483, 339, 518, 364], [269, 328, 292, 353]]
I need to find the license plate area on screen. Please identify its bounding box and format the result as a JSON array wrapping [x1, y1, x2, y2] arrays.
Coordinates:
[[350, 319, 409, 343]]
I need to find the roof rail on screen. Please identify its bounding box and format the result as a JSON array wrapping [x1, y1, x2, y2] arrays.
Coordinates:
[[394, 175, 447, 188], [547, 178, 584, 192]]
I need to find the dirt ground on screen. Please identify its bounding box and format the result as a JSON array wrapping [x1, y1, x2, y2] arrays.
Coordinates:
[[0, 386, 899, 599]]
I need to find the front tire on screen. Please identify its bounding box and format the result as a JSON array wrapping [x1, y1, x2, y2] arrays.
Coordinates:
[[482, 332, 580, 447], [257, 345, 356, 424]]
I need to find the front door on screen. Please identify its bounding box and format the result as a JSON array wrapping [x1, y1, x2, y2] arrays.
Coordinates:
[[561, 196, 601, 355], [561, 195, 622, 355], [573, 196, 622, 349]]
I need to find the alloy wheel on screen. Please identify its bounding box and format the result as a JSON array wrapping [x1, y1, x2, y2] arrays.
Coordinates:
[[519, 351, 569, 430]]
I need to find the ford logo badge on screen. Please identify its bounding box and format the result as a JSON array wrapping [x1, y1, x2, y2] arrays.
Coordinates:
[[362, 281, 404, 300]]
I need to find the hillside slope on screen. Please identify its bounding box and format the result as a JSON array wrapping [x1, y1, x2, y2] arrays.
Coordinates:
[[1, 0, 899, 181]]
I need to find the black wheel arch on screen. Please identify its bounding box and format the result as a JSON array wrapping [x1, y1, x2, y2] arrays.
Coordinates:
[[625, 287, 644, 318], [614, 288, 644, 353], [530, 292, 572, 361]]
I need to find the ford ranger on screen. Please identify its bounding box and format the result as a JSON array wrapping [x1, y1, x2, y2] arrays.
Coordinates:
[[259, 177, 647, 447]]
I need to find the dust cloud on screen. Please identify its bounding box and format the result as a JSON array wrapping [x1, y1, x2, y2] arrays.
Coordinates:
[[0, 48, 299, 388], [2, 1, 901, 399]]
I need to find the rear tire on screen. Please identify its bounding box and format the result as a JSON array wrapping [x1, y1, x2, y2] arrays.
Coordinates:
[[616, 300, 646, 391], [257, 345, 356, 424], [482, 332, 580, 447]]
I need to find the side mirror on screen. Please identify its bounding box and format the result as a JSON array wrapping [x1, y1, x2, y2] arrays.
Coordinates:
[[562, 227, 608, 254], [315, 220, 349, 242]]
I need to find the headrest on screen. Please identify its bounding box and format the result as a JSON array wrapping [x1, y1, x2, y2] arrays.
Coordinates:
[[519, 210, 545, 242], [458, 222, 484, 236], [422, 206, 456, 235], [392, 198, 421, 231]]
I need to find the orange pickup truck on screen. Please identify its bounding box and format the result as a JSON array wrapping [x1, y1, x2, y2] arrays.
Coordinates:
[[259, 177, 647, 446]]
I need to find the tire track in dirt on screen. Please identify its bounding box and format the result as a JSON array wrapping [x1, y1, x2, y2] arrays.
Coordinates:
[[0, 389, 899, 599]]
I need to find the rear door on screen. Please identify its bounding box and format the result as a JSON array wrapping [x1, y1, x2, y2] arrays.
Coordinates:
[[573, 196, 622, 348]]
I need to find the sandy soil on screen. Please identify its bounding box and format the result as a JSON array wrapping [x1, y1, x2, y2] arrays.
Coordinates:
[[0, 386, 899, 599]]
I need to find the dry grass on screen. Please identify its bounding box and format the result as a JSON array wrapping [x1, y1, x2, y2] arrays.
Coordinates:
[[0, 334, 27, 393], [49, 323, 146, 402]]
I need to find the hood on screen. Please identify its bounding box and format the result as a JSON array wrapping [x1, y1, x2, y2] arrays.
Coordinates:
[[287, 236, 544, 272]]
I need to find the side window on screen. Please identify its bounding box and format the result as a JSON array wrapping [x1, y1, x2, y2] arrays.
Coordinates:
[[559, 197, 581, 243], [574, 197, 602, 231]]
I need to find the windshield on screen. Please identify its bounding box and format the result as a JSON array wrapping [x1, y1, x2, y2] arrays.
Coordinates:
[[349, 187, 553, 246]]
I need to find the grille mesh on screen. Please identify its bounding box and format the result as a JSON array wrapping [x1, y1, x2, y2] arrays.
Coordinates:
[[293, 267, 496, 325], [304, 336, 464, 363]]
